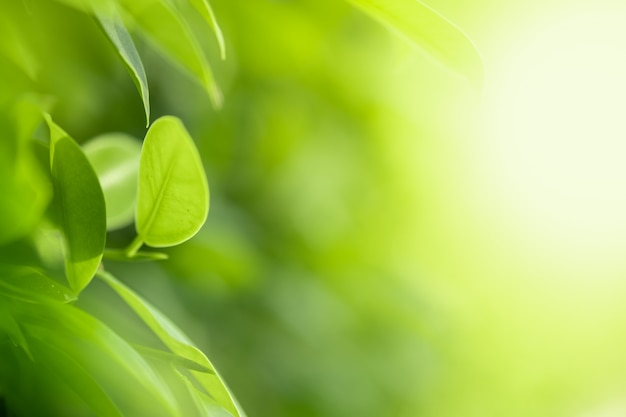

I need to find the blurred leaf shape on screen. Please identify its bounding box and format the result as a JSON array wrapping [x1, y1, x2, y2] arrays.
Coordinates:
[[0, 100, 51, 246], [117, 0, 223, 107], [83, 132, 142, 231], [98, 270, 244, 417], [135, 116, 209, 249], [44, 114, 106, 294], [0, 10, 38, 80], [95, 4, 151, 126], [30, 341, 124, 417], [187, 0, 226, 60], [347, 0, 483, 86]]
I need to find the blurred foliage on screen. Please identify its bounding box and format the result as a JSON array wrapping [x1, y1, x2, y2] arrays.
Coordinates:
[[5, 0, 624, 417]]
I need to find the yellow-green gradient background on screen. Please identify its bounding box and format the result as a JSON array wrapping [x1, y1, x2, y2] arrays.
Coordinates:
[[4, 0, 626, 416]]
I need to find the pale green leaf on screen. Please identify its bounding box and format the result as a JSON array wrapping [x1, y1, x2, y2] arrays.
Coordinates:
[[44, 114, 106, 293], [135, 116, 209, 250], [117, 0, 222, 107], [347, 0, 483, 86], [98, 271, 243, 417], [83, 133, 142, 231], [95, 4, 151, 126]]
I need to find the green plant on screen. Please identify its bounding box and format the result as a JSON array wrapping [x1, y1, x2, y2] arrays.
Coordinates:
[[0, 0, 482, 416]]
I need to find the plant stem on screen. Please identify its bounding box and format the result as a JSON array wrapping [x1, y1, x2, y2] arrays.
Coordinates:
[[124, 235, 144, 258]]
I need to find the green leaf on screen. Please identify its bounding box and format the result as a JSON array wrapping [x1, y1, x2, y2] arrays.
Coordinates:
[[187, 0, 226, 60], [95, 4, 151, 126], [346, 0, 483, 86], [117, 0, 222, 107], [0, 265, 76, 304], [98, 271, 244, 417], [134, 116, 209, 251], [83, 132, 142, 231], [44, 114, 106, 294]]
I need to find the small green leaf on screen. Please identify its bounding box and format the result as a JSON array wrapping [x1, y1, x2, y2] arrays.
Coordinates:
[[135, 116, 209, 250], [95, 4, 151, 126], [44, 114, 106, 294], [347, 0, 483, 86], [118, 0, 222, 107], [83, 133, 142, 231], [98, 271, 243, 417]]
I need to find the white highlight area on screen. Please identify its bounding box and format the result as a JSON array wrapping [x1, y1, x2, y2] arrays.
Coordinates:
[[485, 9, 626, 255]]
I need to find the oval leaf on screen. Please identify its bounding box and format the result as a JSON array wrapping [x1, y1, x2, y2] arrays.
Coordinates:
[[83, 133, 142, 231], [136, 116, 209, 249], [44, 114, 106, 293], [95, 4, 151, 126], [347, 0, 483, 86]]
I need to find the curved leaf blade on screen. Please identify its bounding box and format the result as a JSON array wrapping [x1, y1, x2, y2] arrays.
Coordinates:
[[98, 271, 243, 417], [187, 0, 226, 60], [118, 0, 222, 107], [0, 265, 76, 304], [44, 114, 106, 293], [347, 0, 483, 86], [83, 132, 142, 231], [95, 5, 151, 126], [136, 116, 209, 248]]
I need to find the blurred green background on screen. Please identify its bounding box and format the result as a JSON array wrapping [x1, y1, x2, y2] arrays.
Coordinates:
[[4, 0, 626, 416]]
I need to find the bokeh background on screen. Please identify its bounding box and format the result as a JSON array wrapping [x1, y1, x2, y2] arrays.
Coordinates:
[[7, 0, 626, 416]]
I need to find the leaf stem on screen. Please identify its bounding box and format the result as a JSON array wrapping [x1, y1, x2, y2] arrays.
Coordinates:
[[125, 235, 144, 258]]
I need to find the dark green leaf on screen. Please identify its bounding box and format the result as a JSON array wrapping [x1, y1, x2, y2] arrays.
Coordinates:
[[0, 265, 76, 304], [44, 114, 106, 293]]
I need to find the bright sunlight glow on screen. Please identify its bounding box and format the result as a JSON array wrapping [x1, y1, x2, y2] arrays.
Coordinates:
[[485, 8, 626, 257]]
